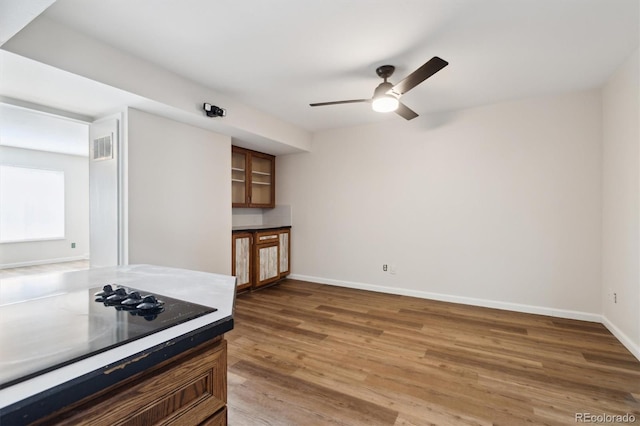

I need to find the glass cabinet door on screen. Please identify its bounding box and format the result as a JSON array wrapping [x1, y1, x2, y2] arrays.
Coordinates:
[[231, 150, 247, 206], [250, 154, 274, 207]]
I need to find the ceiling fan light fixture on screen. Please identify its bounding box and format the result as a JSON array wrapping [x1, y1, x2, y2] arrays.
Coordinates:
[[372, 94, 399, 113], [310, 57, 448, 120]]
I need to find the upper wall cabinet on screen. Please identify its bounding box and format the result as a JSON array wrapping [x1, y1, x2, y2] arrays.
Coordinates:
[[232, 146, 275, 208]]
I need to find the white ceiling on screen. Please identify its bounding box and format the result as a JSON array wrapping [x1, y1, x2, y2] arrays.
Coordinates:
[[6, 0, 640, 133], [0, 0, 55, 45]]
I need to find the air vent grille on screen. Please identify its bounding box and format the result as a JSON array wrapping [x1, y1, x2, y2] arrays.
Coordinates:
[[92, 134, 113, 161]]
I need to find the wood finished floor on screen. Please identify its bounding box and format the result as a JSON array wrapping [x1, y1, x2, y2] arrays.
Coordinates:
[[226, 279, 640, 426]]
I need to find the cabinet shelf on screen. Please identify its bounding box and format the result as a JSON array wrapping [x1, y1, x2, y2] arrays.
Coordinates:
[[232, 179, 245, 183], [251, 171, 271, 176], [252, 181, 271, 186], [232, 167, 245, 172]]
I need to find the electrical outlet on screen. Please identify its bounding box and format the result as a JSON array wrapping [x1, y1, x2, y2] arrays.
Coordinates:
[[614, 292, 617, 304], [383, 264, 388, 272]]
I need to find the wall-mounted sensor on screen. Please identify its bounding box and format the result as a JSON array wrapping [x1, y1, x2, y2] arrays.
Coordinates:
[[203, 103, 226, 117]]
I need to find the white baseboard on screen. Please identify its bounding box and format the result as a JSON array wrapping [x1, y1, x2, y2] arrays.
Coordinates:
[[289, 273, 602, 323], [289, 273, 640, 361], [601, 315, 640, 361], [0, 254, 90, 270]]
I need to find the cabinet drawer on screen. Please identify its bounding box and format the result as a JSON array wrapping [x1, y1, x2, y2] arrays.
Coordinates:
[[50, 341, 227, 426], [200, 406, 227, 425], [255, 231, 279, 244]]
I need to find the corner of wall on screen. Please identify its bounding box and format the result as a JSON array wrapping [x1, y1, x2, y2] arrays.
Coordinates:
[[600, 46, 640, 360], [602, 314, 640, 361]]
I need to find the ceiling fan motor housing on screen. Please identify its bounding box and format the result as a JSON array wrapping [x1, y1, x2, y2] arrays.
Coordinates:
[[373, 81, 397, 99], [376, 65, 395, 80], [372, 81, 399, 112]]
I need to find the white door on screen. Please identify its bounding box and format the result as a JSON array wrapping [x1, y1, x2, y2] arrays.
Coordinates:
[[89, 116, 119, 267]]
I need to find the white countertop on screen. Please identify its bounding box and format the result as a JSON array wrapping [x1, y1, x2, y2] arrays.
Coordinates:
[[232, 224, 291, 232], [0, 264, 236, 410]]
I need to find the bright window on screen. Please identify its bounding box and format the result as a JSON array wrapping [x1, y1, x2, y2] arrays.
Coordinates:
[[0, 165, 65, 243]]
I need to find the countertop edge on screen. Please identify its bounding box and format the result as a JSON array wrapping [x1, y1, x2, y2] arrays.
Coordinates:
[[0, 316, 233, 425], [232, 225, 292, 232]]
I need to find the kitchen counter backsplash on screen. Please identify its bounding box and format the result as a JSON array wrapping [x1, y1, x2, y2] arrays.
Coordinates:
[[232, 204, 291, 229]]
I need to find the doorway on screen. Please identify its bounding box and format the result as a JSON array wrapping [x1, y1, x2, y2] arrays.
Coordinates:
[[0, 103, 122, 276]]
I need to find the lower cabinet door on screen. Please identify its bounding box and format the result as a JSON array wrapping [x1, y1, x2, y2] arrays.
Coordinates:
[[232, 233, 252, 292], [254, 240, 280, 288], [278, 229, 290, 278]]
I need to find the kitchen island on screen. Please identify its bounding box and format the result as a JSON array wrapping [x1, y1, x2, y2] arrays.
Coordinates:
[[0, 264, 235, 425]]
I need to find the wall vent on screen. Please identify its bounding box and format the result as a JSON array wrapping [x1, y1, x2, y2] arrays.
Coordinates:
[[92, 134, 113, 161]]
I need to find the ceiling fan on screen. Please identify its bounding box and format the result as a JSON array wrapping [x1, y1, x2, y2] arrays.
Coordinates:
[[310, 56, 448, 120]]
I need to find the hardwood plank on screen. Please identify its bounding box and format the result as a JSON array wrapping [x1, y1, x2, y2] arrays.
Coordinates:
[[582, 351, 640, 371], [227, 279, 640, 425], [231, 360, 399, 425], [317, 305, 425, 329]]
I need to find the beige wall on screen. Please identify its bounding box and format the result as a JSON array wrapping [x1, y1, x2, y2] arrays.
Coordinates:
[[278, 89, 603, 320], [602, 48, 640, 357], [126, 108, 232, 274]]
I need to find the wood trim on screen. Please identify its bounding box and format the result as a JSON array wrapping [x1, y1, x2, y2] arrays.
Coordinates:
[[279, 229, 290, 278], [199, 407, 227, 426], [248, 150, 275, 208], [231, 232, 253, 292], [231, 147, 249, 208], [42, 340, 227, 426]]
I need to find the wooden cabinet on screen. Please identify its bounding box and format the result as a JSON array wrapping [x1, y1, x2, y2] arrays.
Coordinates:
[[255, 231, 281, 288], [231, 147, 247, 206], [41, 339, 228, 426], [200, 408, 227, 426], [232, 227, 290, 291], [232, 146, 275, 208], [232, 232, 253, 292], [279, 228, 290, 278]]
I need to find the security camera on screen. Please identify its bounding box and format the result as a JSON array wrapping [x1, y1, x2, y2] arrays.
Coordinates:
[[203, 103, 226, 117]]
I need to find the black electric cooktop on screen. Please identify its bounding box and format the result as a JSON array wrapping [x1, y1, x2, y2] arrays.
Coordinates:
[[0, 285, 216, 389]]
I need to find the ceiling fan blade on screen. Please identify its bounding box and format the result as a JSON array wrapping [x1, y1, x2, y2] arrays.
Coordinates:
[[395, 102, 419, 120], [310, 99, 370, 107], [390, 56, 448, 96]]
